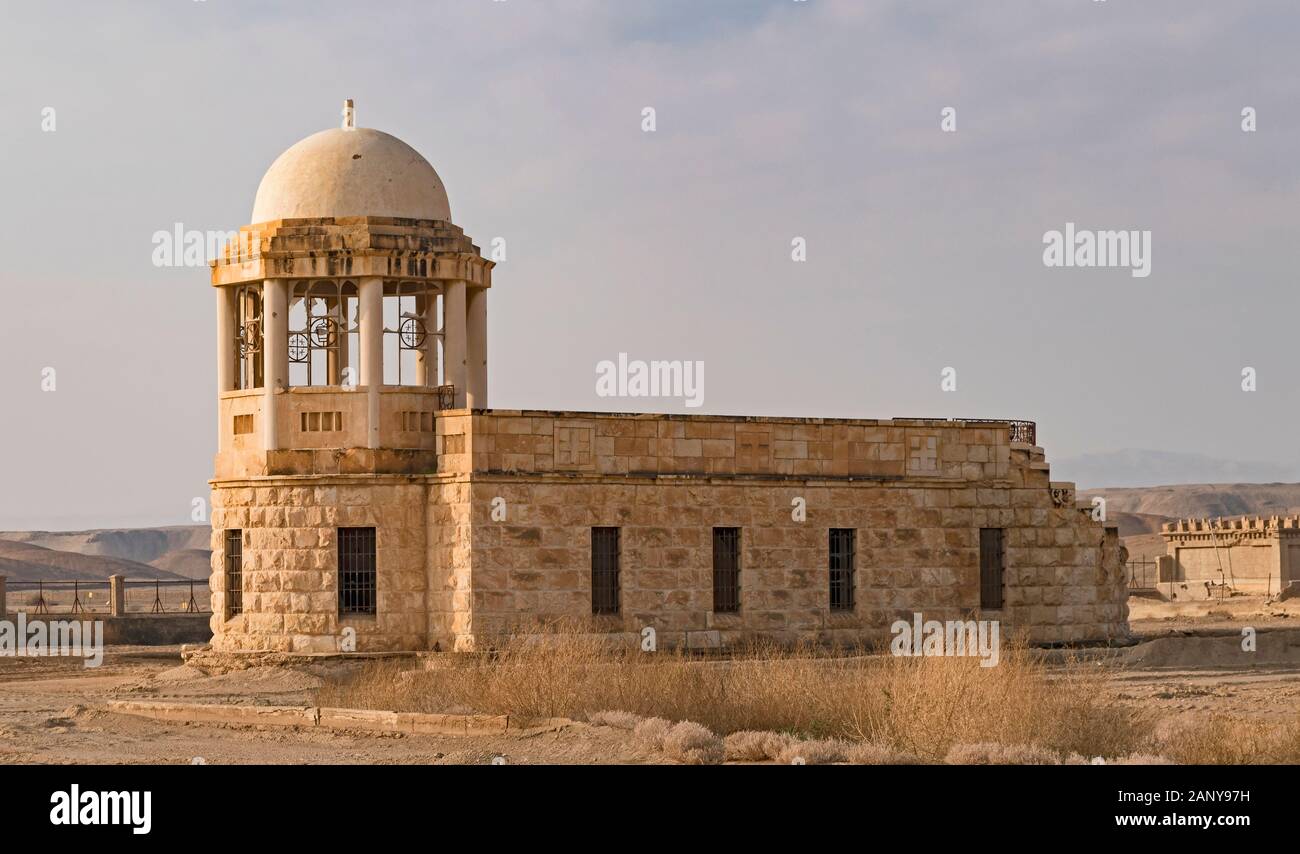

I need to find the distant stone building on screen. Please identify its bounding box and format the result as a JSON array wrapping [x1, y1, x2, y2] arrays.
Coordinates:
[[207, 104, 1129, 654], [1159, 516, 1300, 596]]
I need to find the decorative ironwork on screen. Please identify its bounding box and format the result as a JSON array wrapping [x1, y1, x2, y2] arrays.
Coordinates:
[[960, 418, 1037, 446], [435, 384, 456, 410], [235, 284, 264, 389], [1050, 487, 1074, 508], [310, 316, 338, 347], [399, 315, 427, 349], [289, 280, 357, 386], [384, 284, 439, 386], [288, 332, 310, 363], [238, 320, 262, 358]]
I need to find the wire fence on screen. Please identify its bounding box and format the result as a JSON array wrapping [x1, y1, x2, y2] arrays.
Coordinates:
[[4, 579, 210, 615], [1125, 558, 1157, 590]]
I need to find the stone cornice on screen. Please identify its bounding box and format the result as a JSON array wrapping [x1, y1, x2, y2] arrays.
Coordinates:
[[210, 216, 493, 287]]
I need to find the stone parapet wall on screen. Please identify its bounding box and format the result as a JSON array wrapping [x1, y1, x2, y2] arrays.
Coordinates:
[[450, 410, 1017, 482]]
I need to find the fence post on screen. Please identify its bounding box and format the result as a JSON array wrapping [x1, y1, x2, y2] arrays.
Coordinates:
[[109, 575, 125, 617], [0, 575, 6, 616]]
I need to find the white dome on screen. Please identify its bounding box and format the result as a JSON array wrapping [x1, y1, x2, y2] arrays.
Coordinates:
[[251, 127, 451, 223]]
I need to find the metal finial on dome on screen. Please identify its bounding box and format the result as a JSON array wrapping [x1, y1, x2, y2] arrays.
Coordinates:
[[342, 99, 355, 130]]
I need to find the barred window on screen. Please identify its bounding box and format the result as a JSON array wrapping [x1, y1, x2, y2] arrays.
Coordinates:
[[829, 528, 856, 611], [338, 527, 377, 615], [224, 529, 243, 618], [712, 527, 741, 613], [980, 528, 1005, 609], [591, 527, 621, 615]]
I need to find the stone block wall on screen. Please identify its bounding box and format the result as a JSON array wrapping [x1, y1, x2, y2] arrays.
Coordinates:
[[209, 410, 1130, 654], [1160, 515, 1300, 594], [210, 479, 428, 652]]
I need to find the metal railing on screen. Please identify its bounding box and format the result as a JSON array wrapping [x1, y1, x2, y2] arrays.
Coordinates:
[[960, 419, 1037, 445], [1125, 558, 1157, 590], [892, 418, 1037, 446], [3, 579, 209, 615]]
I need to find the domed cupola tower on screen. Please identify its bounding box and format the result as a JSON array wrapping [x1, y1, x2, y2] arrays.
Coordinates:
[[213, 101, 491, 479], [209, 102, 492, 652]]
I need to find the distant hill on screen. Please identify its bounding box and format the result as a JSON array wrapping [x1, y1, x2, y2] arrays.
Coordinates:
[[1055, 449, 1300, 490], [0, 540, 189, 583], [1079, 482, 1300, 566], [1079, 483, 1300, 520], [149, 548, 213, 579], [0, 526, 211, 581]]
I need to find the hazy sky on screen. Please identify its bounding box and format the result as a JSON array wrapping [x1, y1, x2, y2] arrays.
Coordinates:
[[2, 0, 1299, 529]]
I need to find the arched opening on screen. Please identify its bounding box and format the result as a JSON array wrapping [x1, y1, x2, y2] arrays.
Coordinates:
[[383, 281, 441, 386], [288, 280, 359, 387], [235, 284, 263, 389]]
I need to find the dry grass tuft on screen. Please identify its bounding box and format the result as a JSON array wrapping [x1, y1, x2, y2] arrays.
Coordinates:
[[1160, 715, 1300, 764], [845, 741, 923, 765], [662, 721, 725, 765], [724, 730, 795, 762], [632, 717, 672, 752], [944, 742, 1065, 765], [777, 738, 851, 765], [316, 618, 1153, 761], [1109, 753, 1175, 765], [587, 710, 643, 730]]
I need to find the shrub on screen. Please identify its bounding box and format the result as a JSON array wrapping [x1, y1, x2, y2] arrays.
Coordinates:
[[632, 717, 672, 752], [662, 721, 724, 765], [777, 738, 850, 765], [724, 730, 795, 762]]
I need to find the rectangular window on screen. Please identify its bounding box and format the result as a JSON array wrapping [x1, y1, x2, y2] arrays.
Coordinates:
[[829, 528, 856, 611], [232, 414, 254, 435], [591, 527, 621, 615], [712, 527, 741, 613], [980, 528, 1005, 609], [224, 529, 243, 618], [338, 527, 377, 616]]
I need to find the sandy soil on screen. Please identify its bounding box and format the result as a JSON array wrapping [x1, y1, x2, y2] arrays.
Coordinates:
[[1, 597, 1297, 765], [0, 648, 659, 765]]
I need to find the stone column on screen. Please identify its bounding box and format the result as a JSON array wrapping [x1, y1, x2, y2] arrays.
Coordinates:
[[443, 280, 467, 408], [359, 277, 385, 448], [466, 286, 488, 408], [262, 279, 289, 451], [108, 575, 125, 617], [216, 287, 236, 455], [413, 293, 435, 387], [216, 286, 236, 393]]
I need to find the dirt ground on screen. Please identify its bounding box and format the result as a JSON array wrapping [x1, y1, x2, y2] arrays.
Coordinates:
[[1, 595, 1297, 764]]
